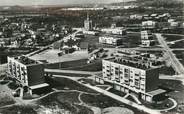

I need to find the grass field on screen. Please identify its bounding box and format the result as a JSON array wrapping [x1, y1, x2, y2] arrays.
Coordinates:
[[163, 34, 184, 42], [0, 84, 15, 107], [159, 79, 184, 113], [0, 105, 39, 114], [61, 60, 102, 72], [46, 77, 98, 93], [173, 50, 184, 66], [170, 40, 184, 48], [30, 49, 89, 63], [159, 66, 176, 75]]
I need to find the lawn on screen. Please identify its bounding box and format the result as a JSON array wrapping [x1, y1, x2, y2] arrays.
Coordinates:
[[123, 33, 141, 48], [61, 60, 102, 72], [81, 34, 99, 46], [80, 93, 147, 114], [30, 49, 89, 63], [158, 79, 184, 114], [80, 93, 122, 108], [46, 58, 102, 72], [36, 92, 79, 114], [170, 40, 184, 48], [173, 50, 184, 66], [45, 76, 98, 93], [0, 105, 39, 114], [56, 91, 81, 104], [78, 78, 99, 86], [59, 59, 87, 68], [159, 66, 176, 75], [0, 84, 15, 107], [163, 34, 184, 42], [141, 98, 174, 110]]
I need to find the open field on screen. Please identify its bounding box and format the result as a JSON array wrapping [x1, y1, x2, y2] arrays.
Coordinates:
[[163, 34, 184, 42], [46, 76, 98, 93], [0, 104, 39, 114], [0, 64, 7, 76], [159, 66, 176, 75], [30, 49, 89, 63], [62, 60, 102, 71], [46, 59, 102, 72], [0, 84, 15, 107], [46, 77, 148, 114], [170, 40, 184, 48], [173, 50, 184, 66]]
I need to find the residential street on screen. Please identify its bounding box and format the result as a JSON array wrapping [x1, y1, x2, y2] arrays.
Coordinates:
[[155, 33, 184, 74]]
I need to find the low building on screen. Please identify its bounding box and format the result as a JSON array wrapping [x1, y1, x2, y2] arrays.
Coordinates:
[[7, 56, 48, 96], [99, 35, 125, 46], [130, 14, 143, 20], [142, 21, 156, 29], [95, 49, 165, 103], [83, 30, 99, 35], [101, 28, 126, 35], [97, 56, 165, 103], [79, 42, 89, 51], [141, 31, 155, 47]]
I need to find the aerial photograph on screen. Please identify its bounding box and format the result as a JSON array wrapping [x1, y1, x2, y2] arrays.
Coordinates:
[[0, 0, 184, 114]]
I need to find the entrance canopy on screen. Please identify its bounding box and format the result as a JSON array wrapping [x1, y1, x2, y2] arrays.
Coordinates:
[[30, 83, 49, 90], [147, 89, 166, 97]]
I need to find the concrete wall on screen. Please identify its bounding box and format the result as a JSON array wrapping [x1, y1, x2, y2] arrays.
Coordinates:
[[27, 64, 45, 86], [145, 68, 159, 92]]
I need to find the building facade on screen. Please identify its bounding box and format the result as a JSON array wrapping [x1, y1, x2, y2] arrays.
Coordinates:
[[99, 35, 124, 46], [101, 28, 126, 35], [142, 21, 156, 29], [7, 56, 48, 96], [84, 14, 93, 31], [96, 55, 165, 103], [141, 31, 155, 47]]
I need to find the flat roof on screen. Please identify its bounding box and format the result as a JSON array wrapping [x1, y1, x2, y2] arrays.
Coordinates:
[[30, 83, 49, 90], [147, 89, 166, 96], [100, 34, 127, 39], [12, 56, 39, 65], [105, 57, 152, 70]]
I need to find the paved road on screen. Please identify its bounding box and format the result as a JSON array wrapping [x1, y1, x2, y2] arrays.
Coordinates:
[[81, 83, 161, 114], [51, 75, 161, 114], [155, 33, 184, 74]]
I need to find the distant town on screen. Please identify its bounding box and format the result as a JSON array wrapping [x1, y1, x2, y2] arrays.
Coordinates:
[[0, 0, 184, 114]]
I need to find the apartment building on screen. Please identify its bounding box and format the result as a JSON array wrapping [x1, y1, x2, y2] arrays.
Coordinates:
[[101, 28, 127, 35], [99, 35, 125, 46], [141, 30, 155, 47], [97, 54, 165, 103], [7, 56, 48, 96], [142, 20, 156, 29]]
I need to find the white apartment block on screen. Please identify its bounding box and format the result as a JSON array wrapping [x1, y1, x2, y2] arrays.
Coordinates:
[[99, 35, 124, 46], [7, 56, 48, 96], [96, 56, 166, 103], [101, 28, 126, 35], [141, 31, 155, 47]]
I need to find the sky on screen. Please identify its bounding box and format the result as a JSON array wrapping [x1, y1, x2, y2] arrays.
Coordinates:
[[0, 0, 135, 6]]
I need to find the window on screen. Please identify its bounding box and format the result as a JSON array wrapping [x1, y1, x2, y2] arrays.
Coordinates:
[[124, 68, 129, 73], [119, 71, 123, 74], [115, 70, 119, 75]]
